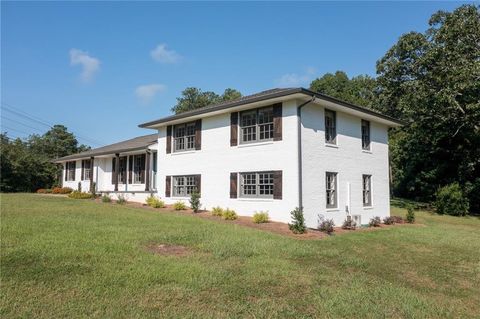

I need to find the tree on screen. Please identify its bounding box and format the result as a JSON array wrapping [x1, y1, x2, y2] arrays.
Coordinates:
[[376, 5, 480, 213], [310, 71, 378, 108], [171, 87, 242, 114]]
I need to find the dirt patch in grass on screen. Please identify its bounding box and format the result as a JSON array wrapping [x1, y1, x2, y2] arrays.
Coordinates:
[[145, 243, 191, 256]]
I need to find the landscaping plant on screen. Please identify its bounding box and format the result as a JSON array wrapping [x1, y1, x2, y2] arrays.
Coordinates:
[[116, 195, 127, 205], [435, 183, 469, 216], [369, 216, 381, 227], [101, 194, 112, 203], [341, 218, 356, 230], [146, 195, 165, 208], [68, 191, 93, 199], [383, 216, 396, 225], [319, 218, 335, 234], [222, 208, 237, 220], [392, 216, 404, 224], [288, 207, 306, 234], [189, 191, 201, 213], [406, 205, 415, 223], [253, 211, 269, 224], [211, 206, 224, 217], [173, 201, 187, 210]]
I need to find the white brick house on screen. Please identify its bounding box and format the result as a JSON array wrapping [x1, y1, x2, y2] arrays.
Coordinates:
[[55, 88, 402, 228]]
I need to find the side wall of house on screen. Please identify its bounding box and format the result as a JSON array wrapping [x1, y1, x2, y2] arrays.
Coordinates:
[[156, 99, 300, 224], [301, 103, 391, 227]]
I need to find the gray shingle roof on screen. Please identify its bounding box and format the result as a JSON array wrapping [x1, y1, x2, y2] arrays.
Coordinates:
[[53, 133, 158, 162]]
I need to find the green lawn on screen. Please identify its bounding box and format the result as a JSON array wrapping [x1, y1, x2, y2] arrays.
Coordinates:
[[1, 194, 479, 318]]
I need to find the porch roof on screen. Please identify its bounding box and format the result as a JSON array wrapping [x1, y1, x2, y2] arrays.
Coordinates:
[[53, 133, 158, 163]]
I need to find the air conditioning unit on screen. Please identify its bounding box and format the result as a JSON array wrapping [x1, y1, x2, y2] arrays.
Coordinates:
[[352, 215, 362, 226]]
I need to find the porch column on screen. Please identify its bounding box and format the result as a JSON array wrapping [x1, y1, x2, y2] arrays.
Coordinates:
[[89, 156, 95, 194], [114, 153, 120, 191], [145, 151, 151, 191]]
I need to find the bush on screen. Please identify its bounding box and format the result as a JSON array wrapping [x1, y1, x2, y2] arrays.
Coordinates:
[[319, 218, 335, 234], [222, 208, 237, 220], [369, 216, 381, 227], [391, 215, 404, 224], [68, 191, 93, 199], [288, 207, 306, 234], [253, 211, 269, 224], [383, 216, 396, 225], [211, 206, 224, 217], [435, 183, 469, 216], [101, 194, 111, 203], [406, 205, 415, 223], [173, 201, 187, 210], [341, 218, 356, 230], [189, 191, 201, 213], [117, 195, 127, 205], [52, 187, 73, 194], [36, 189, 48, 194], [146, 195, 165, 208]]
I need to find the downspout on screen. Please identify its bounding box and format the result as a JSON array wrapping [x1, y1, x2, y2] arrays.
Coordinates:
[[297, 95, 316, 210]]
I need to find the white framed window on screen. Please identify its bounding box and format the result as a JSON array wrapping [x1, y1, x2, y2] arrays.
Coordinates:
[[326, 172, 337, 208], [361, 120, 370, 150], [118, 157, 127, 184], [363, 175, 372, 206], [240, 171, 274, 198], [240, 107, 274, 144], [65, 161, 76, 181], [133, 155, 144, 184], [173, 122, 196, 152], [173, 175, 198, 197], [82, 159, 91, 181], [325, 109, 337, 144]]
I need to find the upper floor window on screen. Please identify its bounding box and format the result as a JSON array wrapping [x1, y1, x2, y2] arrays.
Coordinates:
[[326, 172, 337, 208], [362, 174, 372, 206], [174, 122, 196, 152], [361, 120, 370, 150], [81, 159, 92, 181], [325, 109, 337, 144], [173, 175, 199, 197], [240, 171, 274, 198], [65, 161, 76, 181], [240, 106, 274, 144]]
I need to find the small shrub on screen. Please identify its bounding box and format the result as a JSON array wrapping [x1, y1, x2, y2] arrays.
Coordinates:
[[117, 194, 127, 205], [369, 216, 381, 227], [222, 208, 238, 220], [52, 187, 73, 194], [173, 201, 187, 210], [383, 216, 396, 225], [146, 195, 165, 208], [36, 189, 48, 194], [435, 183, 469, 216], [253, 211, 269, 224], [189, 191, 201, 213], [406, 205, 415, 223], [211, 206, 224, 217], [319, 218, 335, 234], [68, 191, 93, 199], [288, 207, 306, 234], [51, 187, 62, 194], [391, 215, 404, 224], [101, 194, 112, 203], [341, 218, 356, 230], [45, 189, 52, 193]]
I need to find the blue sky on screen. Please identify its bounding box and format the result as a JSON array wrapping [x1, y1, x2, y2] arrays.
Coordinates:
[[1, 1, 469, 146]]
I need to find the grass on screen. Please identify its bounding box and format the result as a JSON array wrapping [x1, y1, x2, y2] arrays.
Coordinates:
[[1, 194, 480, 318]]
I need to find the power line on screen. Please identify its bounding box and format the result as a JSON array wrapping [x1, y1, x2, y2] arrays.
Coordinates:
[[1, 125, 32, 136], [1, 116, 46, 133]]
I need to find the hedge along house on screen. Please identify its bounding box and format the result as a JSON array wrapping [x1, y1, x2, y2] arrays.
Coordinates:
[[56, 87, 402, 227], [54, 134, 159, 203]]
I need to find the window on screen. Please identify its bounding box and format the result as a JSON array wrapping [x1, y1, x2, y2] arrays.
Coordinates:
[[326, 172, 337, 208], [362, 120, 370, 150], [173, 175, 198, 197], [363, 175, 372, 206], [173, 122, 196, 152], [65, 161, 76, 181], [118, 157, 127, 183], [133, 155, 144, 184], [240, 106, 274, 144], [82, 159, 91, 181], [325, 109, 337, 144], [240, 171, 274, 198]]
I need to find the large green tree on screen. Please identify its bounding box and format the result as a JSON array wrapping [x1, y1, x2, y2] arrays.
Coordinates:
[[171, 87, 242, 114], [376, 5, 480, 212]]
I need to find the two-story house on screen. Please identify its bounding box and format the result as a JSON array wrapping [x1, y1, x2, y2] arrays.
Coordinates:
[[55, 87, 402, 228]]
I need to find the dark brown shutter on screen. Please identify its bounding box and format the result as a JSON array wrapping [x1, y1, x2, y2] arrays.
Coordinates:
[[230, 172, 238, 198], [128, 155, 133, 184], [165, 176, 171, 197], [140, 154, 146, 183], [64, 163, 68, 181], [230, 112, 238, 146], [111, 158, 116, 184], [273, 170, 282, 199], [195, 174, 201, 195], [81, 160, 85, 180], [195, 119, 202, 150], [89, 157, 94, 181], [72, 161, 76, 181], [166, 125, 172, 154], [273, 103, 282, 141]]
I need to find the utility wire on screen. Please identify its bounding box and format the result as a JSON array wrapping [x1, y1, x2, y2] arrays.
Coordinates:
[[1, 115, 46, 133]]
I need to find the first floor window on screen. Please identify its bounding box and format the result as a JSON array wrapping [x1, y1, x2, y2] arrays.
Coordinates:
[[118, 157, 127, 183], [174, 122, 196, 152], [66, 161, 76, 181], [326, 172, 337, 208], [363, 175, 372, 206], [240, 171, 274, 198], [173, 175, 199, 197], [133, 154, 145, 184], [82, 159, 92, 181]]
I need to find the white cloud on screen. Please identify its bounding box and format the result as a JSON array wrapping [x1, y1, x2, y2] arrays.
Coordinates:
[[275, 67, 317, 87], [135, 84, 167, 103], [150, 43, 181, 63], [69, 48, 100, 82]]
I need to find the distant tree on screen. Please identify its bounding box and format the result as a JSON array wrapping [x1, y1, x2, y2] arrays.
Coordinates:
[[171, 87, 242, 114]]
